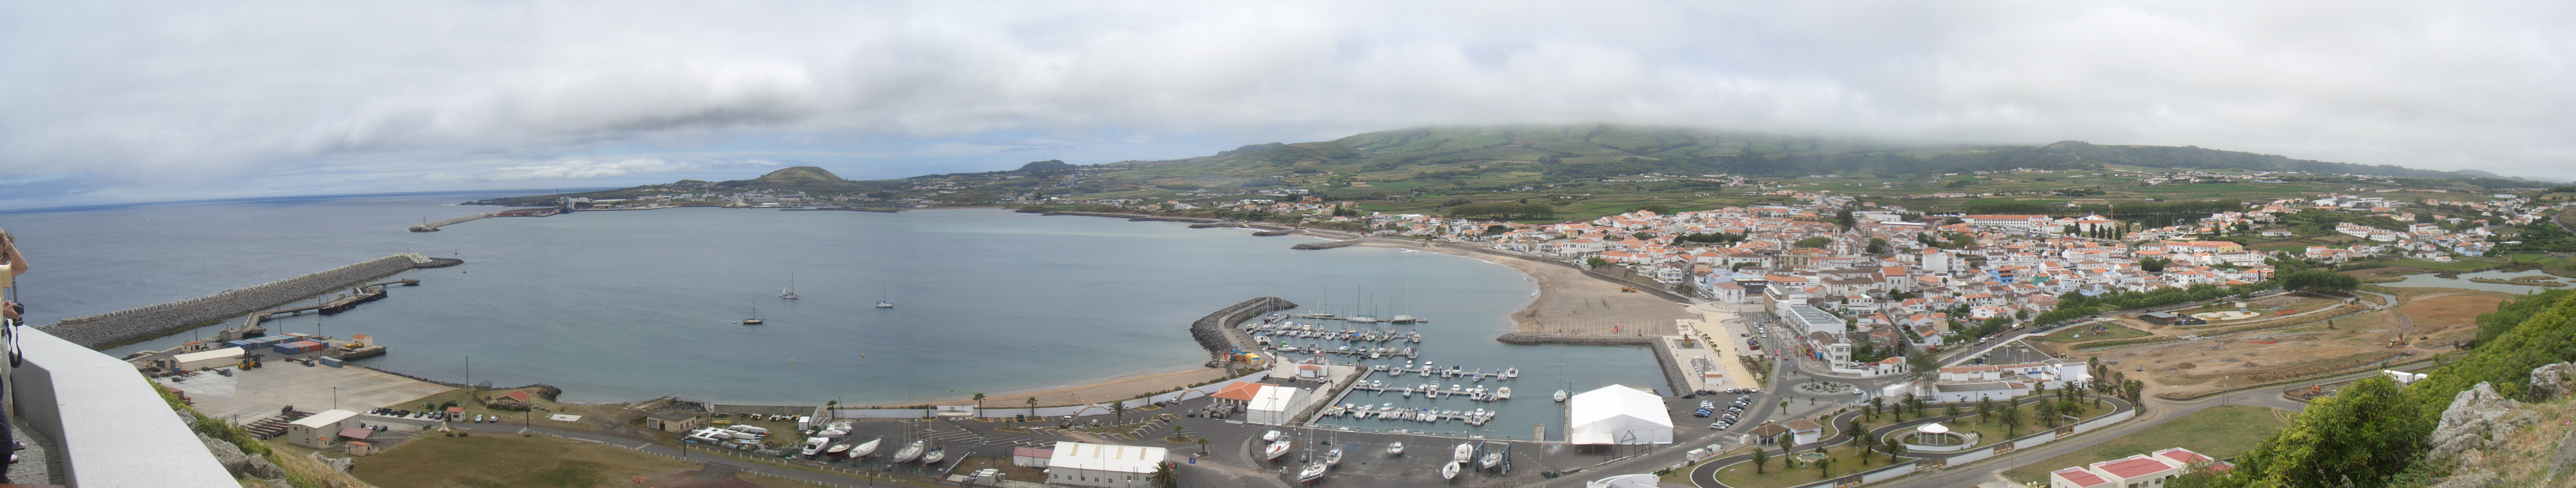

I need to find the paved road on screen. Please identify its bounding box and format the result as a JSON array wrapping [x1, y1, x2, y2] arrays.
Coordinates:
[[1686, 394, 2141, 488]]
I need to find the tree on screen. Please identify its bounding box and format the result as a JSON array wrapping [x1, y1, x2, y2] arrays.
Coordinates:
[[1794, 236, 1833, 249], [1997, 401, 2024, 437], [1851, 419, 1876, 465], [1026, 396, 1039, 418], [1750, 447, 1771, 474], [2035, 399, 2060, 428], [1587, 256, 1611, 269], [1868, 397, 1885, 419], [973, 392, 986, 413], [1777, 432, 1797, 450], [1944, 402, 1961, 419], [2122, 380, 2145, 405], [1909, 351, 1939, 380], [1867, 237, 1888, 255], [2231, 376, 2431, 488], [1640, 203, 1673, 214], [1817, 458, 1832, 479], [1197, 437, 1210, 454], [1975, 398, 1994, 423], [1836, 208, 1857, 232], [2279, 269, 2361, 294], [1149, 460, 1179, 488], [2138, 257, 2170, 272], [1484, 224, 1509, 235], [1886, 443, 1906, 464]]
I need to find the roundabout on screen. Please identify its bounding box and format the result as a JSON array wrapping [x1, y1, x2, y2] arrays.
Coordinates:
[[1893, 422, 1977, 453]]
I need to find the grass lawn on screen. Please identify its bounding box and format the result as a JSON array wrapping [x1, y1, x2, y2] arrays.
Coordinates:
[[953, 455, 1046, 483], [1710, 443, 1907, 488], [352, 433, 704, 488], [2028, 323, 2150, 343], [1917, 400, 2118, 448], [2000, 404, 2292, 484]]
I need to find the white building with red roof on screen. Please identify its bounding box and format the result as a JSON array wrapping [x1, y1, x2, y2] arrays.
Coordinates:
[[2046, 447, 2227, 488]]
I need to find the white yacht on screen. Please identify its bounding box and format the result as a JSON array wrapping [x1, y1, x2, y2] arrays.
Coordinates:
[[1479, 450, 1504, 470], [1264, 441, 1293, 461], [1496, 387, 1512, 400], [781, 273, 799, 299], [1385, 442, 1405, 456], [892, 439, 926, 463], [1323, 448, 1342, 467], [1298, 462, 1328, 483], [1347, 315, 1380, 323], [799, 437, 829, 456], [1390, 315, 1417, 323], [920, 447, 946, 464], [875, 300, 894, 308], [1452, 443, 1475, 464], [1440, 461, 1461, 480], [847, 438, 882, 458], [1503, 367, 1519, 379], [1553, 389, 1569, 402]]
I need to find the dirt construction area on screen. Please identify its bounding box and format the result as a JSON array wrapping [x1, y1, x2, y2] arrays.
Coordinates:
[[2051, 289, 2511, 399]]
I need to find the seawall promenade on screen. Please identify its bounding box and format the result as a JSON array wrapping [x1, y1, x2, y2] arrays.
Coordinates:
[[1190, 297, 1299, 367], [41, 253, 464, 349]]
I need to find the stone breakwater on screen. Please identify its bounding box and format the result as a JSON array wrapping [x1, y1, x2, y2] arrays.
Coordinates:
[[41, 253, 463, 349], [409, 212, 497, 232], [1495, 333, 1693, 395], [1190, 297, 1299, 368], [1290, 239, 1364, 250]]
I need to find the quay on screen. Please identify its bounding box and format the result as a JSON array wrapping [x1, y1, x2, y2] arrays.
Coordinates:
[[408, 207, 559, 232], [40, 253, 461, 349], [780, 207, 899, 212]]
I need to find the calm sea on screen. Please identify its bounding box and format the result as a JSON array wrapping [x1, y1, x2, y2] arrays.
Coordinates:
[[3, 194, 1662, 439]]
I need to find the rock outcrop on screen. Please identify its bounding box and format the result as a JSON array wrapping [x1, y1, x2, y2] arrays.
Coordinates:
[[2429, 382, 2540, 461], [2528, 361, 2573, 401]]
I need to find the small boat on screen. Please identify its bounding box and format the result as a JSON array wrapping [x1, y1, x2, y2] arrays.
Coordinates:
[[1453, 443, 1475, 464], [800, 437, 830, 456], [1263, 430, 1283, 442], [920, 447, 946, 464], [1323, 448, 1342, 467], [741, 306, 764, 325], [891, 439, 926, 463], [1390, 315, 1417, 323], [1503, 367, 1518, 379], [1298, 462, 1328, 483], [1264, 441, 1293, 460], [1479, 450, 1503, 470], [1440, 461, 1461, 480], [781, 273, 799, 299], [1553, 390, 1569, 402], [1386, 442, 1405, 456], [875, 300, 894, 308], [825, 443, 851, 457], [1347, 315, 1379, 323], [847, 438, 881, 458], [1496, 387, 1512, 400]]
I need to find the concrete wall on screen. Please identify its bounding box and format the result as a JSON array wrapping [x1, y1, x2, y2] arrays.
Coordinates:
[[10, 328, 238, 487], [40, 253, 461, 348]]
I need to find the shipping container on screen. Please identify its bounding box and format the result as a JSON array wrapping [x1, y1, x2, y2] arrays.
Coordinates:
[[272, 340, 326, 355], [318, 357, 344, 368], [226, 340, 261, 349]]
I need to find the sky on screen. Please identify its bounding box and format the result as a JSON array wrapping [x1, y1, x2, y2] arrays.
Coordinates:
[[2, 1, 2570, 207]]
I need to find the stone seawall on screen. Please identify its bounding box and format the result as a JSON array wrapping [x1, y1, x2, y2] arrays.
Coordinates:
[[41, 253, 461, 349], [1495, 333, 1693, 395], [1190, 297, 1299, 367], [1289, 239, 1364, 250], [1129, 216, 1226, 224], [1040, 211, 1154, 219], [1186, 223, 1248, 229], [1251, 230, 1297, 236], [408, 212, 497, 232]]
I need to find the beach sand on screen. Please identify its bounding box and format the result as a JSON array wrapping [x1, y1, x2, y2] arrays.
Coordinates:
[[1367, 241, 1695, 336], [879, 366, 1240, 409]]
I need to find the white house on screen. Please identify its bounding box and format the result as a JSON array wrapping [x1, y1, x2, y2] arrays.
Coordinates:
[[285, 409, 361, 449]]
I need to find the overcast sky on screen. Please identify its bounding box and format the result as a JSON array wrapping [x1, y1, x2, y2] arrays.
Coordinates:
[[2, 1, 2569, 207]]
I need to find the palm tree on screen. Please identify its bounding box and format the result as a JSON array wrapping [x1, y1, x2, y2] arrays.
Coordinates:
[[1197, 437, 1211, 455], [1751, 448, 1771, 474], [2036, 400, 2060, 428], [1885, 442, 1905, 464], [1975, 398, 1994, 423], [973, 393, 986, 414], [1852, 426, 1876, 466], [1998, 403, 2023, 438], [1148, 461, 1179, 488]]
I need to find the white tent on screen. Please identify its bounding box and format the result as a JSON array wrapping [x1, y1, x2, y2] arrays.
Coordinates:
[[1566, 385, 1673, 445]]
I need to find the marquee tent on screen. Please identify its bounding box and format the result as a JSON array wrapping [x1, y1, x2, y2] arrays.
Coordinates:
[[1566, 385, 1673, 445]]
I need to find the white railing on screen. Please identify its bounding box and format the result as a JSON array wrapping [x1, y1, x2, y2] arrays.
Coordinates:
[[11, 327, 235, 486]]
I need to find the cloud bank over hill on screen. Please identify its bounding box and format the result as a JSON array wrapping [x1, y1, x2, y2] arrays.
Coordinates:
[[1, 0, 2569, 204]]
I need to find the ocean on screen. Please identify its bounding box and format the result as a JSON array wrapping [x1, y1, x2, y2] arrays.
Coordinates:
[[3, 194, 1664, 439]]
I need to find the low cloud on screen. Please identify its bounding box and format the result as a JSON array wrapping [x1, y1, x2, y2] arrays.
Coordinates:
[[0, 0, 2569, 200]]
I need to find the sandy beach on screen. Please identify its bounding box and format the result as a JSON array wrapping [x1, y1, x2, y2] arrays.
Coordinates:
[[1363, 241, 1695, 336], [886, 365, 1239, 409]]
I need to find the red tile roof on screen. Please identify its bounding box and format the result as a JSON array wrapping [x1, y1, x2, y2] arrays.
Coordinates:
[[2052, 467, 2110, 488], [1210, 382, 1262, 402], [2100, 456, 2176, 479]]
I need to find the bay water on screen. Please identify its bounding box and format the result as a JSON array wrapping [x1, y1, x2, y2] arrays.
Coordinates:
[[2, 195, 1661, 438]]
